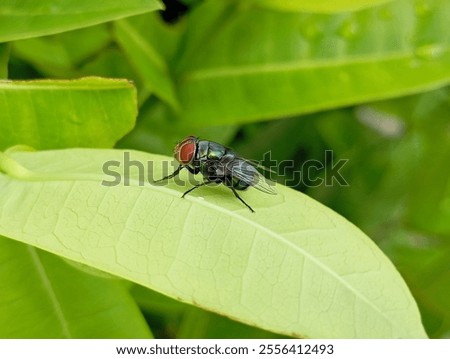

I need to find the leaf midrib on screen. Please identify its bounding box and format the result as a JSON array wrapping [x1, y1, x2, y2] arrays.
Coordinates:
[[182, 49, 450, 81], [183, 195, 397, 330], [3, 158, 397, 331], [26, 246, 72, 338]]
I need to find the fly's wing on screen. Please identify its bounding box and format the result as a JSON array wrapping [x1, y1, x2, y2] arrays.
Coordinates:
[[225, 158, 277, 195], [244, 159, 277, 174]]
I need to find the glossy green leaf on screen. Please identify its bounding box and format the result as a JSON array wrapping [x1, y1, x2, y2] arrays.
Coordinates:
[[0, 236, 152, 338], [0, 43, 9, 78], [175, 0, 450, 125], [114, 19, 179, 109], [0, 148, 427, 338], [0, 0, 163, 42], [255, 0, 394, 13], [0, 77, 137, 150]]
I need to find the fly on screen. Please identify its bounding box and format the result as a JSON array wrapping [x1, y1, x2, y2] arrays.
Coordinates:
[[155, 136, 276, 212]]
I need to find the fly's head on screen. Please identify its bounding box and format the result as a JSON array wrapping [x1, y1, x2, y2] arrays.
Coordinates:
[[174, 136, 197, 165]]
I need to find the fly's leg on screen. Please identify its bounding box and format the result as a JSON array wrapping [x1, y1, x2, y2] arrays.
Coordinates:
[[154, 164, 183, 182], [155, 165, 200, 183], [229, 186, 255, 213], [182, 180, 215, 198], [185, 166, 201, 175], [225, 177, 255, 213]]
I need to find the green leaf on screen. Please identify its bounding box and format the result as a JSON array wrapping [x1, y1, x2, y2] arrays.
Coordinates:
[[0, 77, 137, 150], [12, 25, 111, 77], [77, 49, 152, 105], [114, 18, 179, 109], [0, 75, 147, 338], [118, 13, 182, 64], [254, 0, 394, 13], [0, 43, 9, 78], [0, 236, 152, 338], [0, 148, 427, 338], [0, 0, 164, 42], [175, 0, 450, 125]]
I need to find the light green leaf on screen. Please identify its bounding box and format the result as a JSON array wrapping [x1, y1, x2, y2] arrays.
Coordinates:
[[0, 236, 152, 338], [0, 77, 137, 150], [114, 19, 179, 110], [255, 0, 394, 13], [0, 148, 427, 338], [0, 43, 9, 78], [175, 0, 450, 125], [0, 0, 163, 42]]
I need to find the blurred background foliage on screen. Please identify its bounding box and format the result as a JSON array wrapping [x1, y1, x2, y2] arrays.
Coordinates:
[[1, 0, 449, 338]]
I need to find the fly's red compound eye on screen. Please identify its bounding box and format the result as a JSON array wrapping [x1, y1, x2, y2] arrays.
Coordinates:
[[174, 136, 196, 165]]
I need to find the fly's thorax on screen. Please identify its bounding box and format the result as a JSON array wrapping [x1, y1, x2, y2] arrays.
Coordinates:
[[194, 140, 210, 161], [196, 140, 228, 161], [194, 140, 236, 179]]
